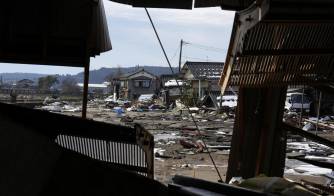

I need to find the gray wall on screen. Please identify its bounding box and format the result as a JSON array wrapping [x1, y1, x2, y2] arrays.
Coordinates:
[[128, 78, 158, 100]]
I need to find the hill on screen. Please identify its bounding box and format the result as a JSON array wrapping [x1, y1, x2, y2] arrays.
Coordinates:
[[0, 66, 179, 84]]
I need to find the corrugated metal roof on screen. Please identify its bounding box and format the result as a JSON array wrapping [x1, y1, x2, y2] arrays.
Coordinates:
[[111, 0, 193, 9], [0, 0, 111, 67], [219, 0, 334, 90], [109, 0, 254, 10]]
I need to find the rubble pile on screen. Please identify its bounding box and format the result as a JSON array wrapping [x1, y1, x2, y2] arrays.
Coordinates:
[[37, 97, 81, 113], [32, 95, 334, 188]]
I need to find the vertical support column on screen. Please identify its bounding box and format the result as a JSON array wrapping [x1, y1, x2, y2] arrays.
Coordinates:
[[198, 79, 201, 99], [179, 39, 183, 73], [82, 59, 90, 118], [226, 87, 287, 182], [316, 91, 322, 135]]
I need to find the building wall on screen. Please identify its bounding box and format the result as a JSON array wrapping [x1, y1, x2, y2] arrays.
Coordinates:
[[121, 76, 158, 100]]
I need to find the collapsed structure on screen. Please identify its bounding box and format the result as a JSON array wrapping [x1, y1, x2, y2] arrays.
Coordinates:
[[1, 0, 334, 195], [218, 0, 334, 182]]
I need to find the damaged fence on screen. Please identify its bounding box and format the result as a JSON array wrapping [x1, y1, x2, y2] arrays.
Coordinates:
[[0, 102, 154, 178], [55, 124, 154, 178]]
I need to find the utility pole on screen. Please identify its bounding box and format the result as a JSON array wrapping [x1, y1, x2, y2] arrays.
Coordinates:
[[178, 39, 183, 73]]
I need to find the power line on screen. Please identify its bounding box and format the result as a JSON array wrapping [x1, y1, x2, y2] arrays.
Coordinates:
[[182, 55, 211, 61], [144, 8, 223, 183], [169, 45, 181, 65], [183, 40, 228, 53]]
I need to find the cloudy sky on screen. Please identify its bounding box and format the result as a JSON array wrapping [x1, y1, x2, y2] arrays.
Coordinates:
[[0, 1, 235, 75]]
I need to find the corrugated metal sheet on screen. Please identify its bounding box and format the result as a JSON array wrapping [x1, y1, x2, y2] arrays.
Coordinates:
[[220, 0, 334, 90]]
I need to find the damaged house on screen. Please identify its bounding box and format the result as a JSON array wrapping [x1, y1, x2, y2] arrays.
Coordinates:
[[16, 79, 35, 88], [181, 61, 224, 99], [160, 74, 184, 106], [117, 69, 159, 100], [180, 61, 232, 108]]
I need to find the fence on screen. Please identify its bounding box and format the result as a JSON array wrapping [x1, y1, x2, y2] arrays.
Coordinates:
[[0, 102, 154, 178]]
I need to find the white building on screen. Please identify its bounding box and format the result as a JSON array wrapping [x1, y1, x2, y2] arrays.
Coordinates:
[[77, 82, 110, 94]]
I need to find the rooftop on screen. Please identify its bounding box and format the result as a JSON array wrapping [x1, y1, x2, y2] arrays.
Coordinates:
[[182, 61, 224, 80]]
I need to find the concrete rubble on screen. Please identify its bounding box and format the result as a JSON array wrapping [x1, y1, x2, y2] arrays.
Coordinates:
[[38, 97, 82, 113]]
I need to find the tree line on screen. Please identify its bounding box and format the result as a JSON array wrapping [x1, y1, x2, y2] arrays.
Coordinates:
[[38, 75, 80, 94]]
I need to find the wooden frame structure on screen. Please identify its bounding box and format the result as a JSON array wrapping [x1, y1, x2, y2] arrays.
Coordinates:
[[218, 0, 334, 182], [0, 0, 111, 118]]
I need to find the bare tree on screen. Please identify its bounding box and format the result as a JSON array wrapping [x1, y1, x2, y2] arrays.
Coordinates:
[[38, 75, 59, 90], [61, 77, 80, 94]]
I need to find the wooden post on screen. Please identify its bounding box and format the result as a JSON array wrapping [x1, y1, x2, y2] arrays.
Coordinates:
[[226, 87, 287, 182], [316, 91, 322, 135], [82, 59, 90, 118], [299, 87, 305, 128], [198, 79, 201, 99], [178, 39, 183, 73]]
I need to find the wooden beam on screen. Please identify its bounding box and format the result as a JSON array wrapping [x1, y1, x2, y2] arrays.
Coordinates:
[[288, 156, 334, 170], [283, 122, 334, 149], [226, 87, 287, 182], [242, 49, 334, 56]]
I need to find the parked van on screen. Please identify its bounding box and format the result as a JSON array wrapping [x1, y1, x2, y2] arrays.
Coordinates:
[[285, 93, 312, 113]]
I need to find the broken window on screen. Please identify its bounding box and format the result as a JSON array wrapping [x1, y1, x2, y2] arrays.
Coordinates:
[[134, 80, 150, 88]]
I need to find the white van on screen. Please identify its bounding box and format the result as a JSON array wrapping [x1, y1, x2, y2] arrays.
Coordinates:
[[285, 93, 312, 113]]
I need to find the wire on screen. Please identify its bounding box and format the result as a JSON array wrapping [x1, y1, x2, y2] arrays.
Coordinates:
[[183, 40, 228, 53], [170, 45, 181, 62], [182, 55, 211, 61], [144, 8, 223, 183]]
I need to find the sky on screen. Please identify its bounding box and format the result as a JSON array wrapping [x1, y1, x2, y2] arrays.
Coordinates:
[[0, 1, 234, 75]]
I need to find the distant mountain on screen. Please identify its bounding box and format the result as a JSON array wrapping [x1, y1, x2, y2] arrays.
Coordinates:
[[0, 73, 46, 83], [0, 66, 179, 84]]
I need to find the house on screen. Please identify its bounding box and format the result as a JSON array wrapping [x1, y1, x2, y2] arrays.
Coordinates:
[[117, 69, 158, 100], [16, 79, 35, 88], [180, 61, 225, 99], [159, 74, 184, 105]]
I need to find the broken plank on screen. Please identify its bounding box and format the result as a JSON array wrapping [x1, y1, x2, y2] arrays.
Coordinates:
[[283, 123, 334, 149]]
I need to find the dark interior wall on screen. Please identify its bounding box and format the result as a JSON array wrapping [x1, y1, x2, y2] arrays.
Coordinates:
[[0, 0, 108, 67], [0, 105, 167, 195]]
